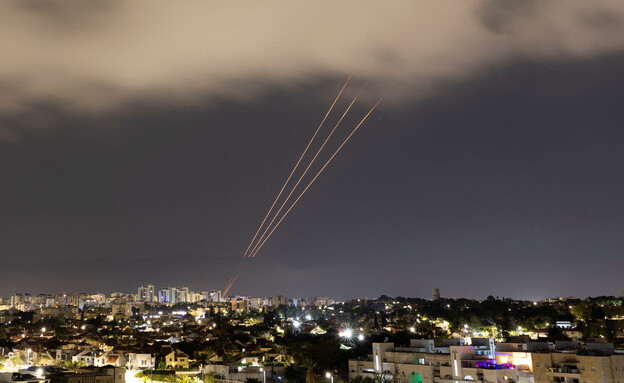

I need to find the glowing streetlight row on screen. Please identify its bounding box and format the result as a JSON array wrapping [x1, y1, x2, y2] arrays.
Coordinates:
[[338, 328, 366, 342]]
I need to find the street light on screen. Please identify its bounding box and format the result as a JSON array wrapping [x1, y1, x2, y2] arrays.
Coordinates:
[[339, 328, 353, 339], [260, 368, 266, 383], [326, 372, 333, 383], [27, 348, 32, 364]]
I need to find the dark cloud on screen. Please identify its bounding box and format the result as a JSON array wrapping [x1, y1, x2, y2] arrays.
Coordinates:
[[2, 0, 624, 139], [581, 9, 624, 32], [478, 0, 538, 34], [15, 0, 116, 30]]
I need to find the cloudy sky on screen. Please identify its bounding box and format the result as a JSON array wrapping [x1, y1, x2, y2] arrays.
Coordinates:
[[1, 0, 623, 300]]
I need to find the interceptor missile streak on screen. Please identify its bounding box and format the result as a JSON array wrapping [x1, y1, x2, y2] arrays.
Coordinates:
[[247, 83, 366, 258], [242, 76, 352, 257], [250, 92, 388, 258]]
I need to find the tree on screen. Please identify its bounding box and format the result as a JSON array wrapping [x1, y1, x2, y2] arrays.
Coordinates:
[[55, 326, 69, 341], [284, 365, 305, 383], [570, 304, 592, 323], [63, 360, 86, 373], [177, 377, 201, 383], [10, 354, 26, 367], [372, 372, 392, 383], [547, 326, 570, 341], [158, 359, 167, 370], [301, 357, 318, 383], [604, 320, 618, 342]]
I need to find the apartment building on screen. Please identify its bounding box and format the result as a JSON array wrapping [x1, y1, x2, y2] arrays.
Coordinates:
[[349, 339, 518, 383], [532, 350, 624, 383]]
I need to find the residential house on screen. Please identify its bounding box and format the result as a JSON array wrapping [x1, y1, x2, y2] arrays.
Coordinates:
[[164, 350, 189, 369], [73, 350, 98, 367], [94, 352, 126, 368], [126, 353, 155, 370]]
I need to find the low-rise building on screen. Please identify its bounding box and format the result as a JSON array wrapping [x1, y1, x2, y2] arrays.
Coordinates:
[[94, 352, 126, 368], [126, 353, 155, 370], [165, 350, 189, 369], [48, 367, 125, 383], [0, 372, 49, 383], [73, 350, 98, 366], [111, 304, 132, 318]]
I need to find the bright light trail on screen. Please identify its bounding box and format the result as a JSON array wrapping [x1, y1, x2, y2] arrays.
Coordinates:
[[222, 261, 249, 295], [243, 76, 351, 257], [249, 92, 388, 258], [224, 277, 234, 294], [223, 274, 238, 296], [248, 83, 366, 258], [223, 273, 241, 296]]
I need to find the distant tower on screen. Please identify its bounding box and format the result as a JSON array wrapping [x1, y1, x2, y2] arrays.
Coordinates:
[[138, 284, 155, 302], [433, 288, 440, 300]]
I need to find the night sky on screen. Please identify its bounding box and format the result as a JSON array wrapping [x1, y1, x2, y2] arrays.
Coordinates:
[[1, 1, 623, 300]]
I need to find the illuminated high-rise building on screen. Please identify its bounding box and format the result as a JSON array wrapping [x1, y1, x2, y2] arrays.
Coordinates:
[[138, 284, 155, 302], [433, 288, 440, 300]]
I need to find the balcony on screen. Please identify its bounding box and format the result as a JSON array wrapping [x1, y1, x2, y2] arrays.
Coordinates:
[[549, 378, 580, 383], [463, 360, 514, 370], [547, 367, 579, 374], [436, 376, 484, 383], [545, 366, 581, 381]]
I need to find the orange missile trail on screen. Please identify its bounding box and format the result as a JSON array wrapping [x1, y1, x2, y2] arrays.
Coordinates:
[[223, 274, 239, 296], [250, 91, 389, 258], [223, 278, 233, 295], [222, 263, 249, 296], [248, 83, 367, 258], [242, 76, 352, 257], [224, 274, 239, 296], [223, 275, 236, 295]]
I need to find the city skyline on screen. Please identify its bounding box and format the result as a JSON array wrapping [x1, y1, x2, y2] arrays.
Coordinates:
[[1, 1, 623, 300], [3, 285, 623, 304], [4, 284, 621, 315], [2, 283, 622, 383]]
